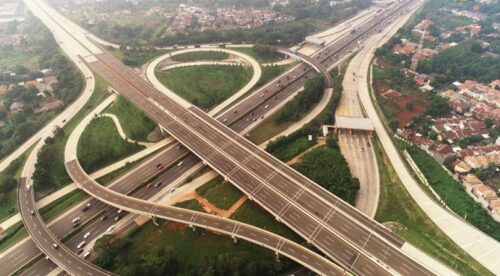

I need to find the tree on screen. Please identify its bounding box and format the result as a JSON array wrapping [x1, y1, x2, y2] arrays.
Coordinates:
[[326, 135, 338, 148], [389, 120, 399, 132], [405, 102, 414, 111], [426, 96, 450, 116], [484, 118, 494, 129]]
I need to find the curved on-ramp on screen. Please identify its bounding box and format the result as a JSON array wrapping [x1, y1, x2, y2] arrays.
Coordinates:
[[146, 47, 262, 116], [62, 98, 347, 276]]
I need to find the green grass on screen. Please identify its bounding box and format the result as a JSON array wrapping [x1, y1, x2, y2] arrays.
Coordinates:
[[247, 115, 293, 145], [0, 222, 27, 253], [0, 144, 35, 222], [373, 139, 493, 276], [39, 190, 87, 222], [170, 51, 229, 62], [231, 201, 302, 243], [407, 147, 500, 241], [105, 96, 157, 141], [231, 47, 283, 63], [157, 64, 252, 110], [77, 117, 145, 173], [174, 200, 205, 213], [94, 221, 298, 275], [197, 179, 243, 210]]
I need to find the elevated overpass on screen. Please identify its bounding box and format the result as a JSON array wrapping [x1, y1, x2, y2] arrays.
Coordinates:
[[277, 48, 334, 88]]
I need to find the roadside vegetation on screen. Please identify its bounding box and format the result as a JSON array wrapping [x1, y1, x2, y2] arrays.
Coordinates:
[[292, 143, 360, 205], [157, 64, 252, 110], [0, 148, 31, 222], [105, 46, 167, 67], [93, 221, 298, 275], [174, 200, 205, 213], [232, 45, 283, 63], [105, 96, 157, 142], [77, 116, 144, 173], [33, 76, 109, 193], [374, 140, 493, 276], [195, 177, 243, 210], [407, 147, 500, 241], [170, 51, 229, 62]]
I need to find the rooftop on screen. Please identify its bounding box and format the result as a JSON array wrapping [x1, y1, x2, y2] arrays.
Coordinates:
[[334, 116, 374, 131]]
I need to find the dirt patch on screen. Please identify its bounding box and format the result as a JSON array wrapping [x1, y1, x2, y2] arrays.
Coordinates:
[[375, 57, 397, 69], [389, 94, 430, 126], [165, 222, 188, 232]]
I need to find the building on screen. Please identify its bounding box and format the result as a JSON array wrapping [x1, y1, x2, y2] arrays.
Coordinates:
[[9, 101, 24, 114]]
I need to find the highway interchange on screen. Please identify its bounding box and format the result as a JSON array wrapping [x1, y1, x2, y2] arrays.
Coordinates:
[[3, 0, 453, 275]]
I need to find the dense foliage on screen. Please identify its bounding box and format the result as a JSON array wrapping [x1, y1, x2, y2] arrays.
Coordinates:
[[417, 41, 500, 85], [293, 145, 360, 205], [425, 95, 450, 117], [408, 147, 500, 241], [274, 75, 325, 124], [0, 155, 23, 209]]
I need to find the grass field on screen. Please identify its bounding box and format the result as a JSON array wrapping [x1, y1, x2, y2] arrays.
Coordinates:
[[105, 96, 157, 141], [174, 199, 205, 213], [77, 117, 144, 173], [94, 221, 298, 275], [196, 178, 243, 210], [157, 64, 252, 110], [231, 47, 284, 63], [170, 51, 229, 62], [247, 114, 294, 145], [373, 139, 493, 276], [231, 201, 302, 243]]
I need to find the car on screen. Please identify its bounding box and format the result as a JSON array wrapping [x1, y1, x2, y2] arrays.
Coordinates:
[[52, 243, 59, 249], [177, 161, 183, 167], [223, 118, 228, 122], [367, 142, 371, 147], [82, 251, 91, 259], [146, 182, 153, 188], [26, 185, 31, 191], [100, 215, 107, 221], [77, 248, 84, 255], [62, 119, 66, 123], [264, 105, 269, 109], [117, 209, 123, 214], [77, 241, 86, 249], [156, 163, 162, 169], [114, 214, 123, 221], [106, 225, 116, 233], [83, 231, 92, 239], [72, 217, 81, 224], [154, 182, 162, 188], [361, 148, 365, 152], [73, 221, 81, 228], [82, 203, 91, 212], [30, 210, 35, 216]]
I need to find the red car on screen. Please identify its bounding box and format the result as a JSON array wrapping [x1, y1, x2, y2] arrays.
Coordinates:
[[156, 164, 164, 170], [146, 183, 153, 188]]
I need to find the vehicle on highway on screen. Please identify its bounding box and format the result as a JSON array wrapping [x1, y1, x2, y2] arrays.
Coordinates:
[[72, 217, 81, 227], [77, 248, 84, 255], [83, 231, 92, 239], [177, 161, 183, 167], [52, 243, 58, 249], [154, 181, 162, 188], [264, 105, 269, 109], [146, 182, 153, 188], [100, 215, 107, 221], [82, 203, 91, 212], [106, 225, 115, 233], [26, 185, 31, 191], [30, 210, 35, 216], [117, 209, 123, 214], [82, 251, 91, 259], [114, 213, 124, 221], [77, 241, 86, 249]]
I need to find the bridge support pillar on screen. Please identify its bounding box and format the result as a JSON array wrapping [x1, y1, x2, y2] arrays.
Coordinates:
[[231, 235, 237, 243], [275, 252, 280, 263], [159, 125, 168, 138], [152, 216, 159, 226]]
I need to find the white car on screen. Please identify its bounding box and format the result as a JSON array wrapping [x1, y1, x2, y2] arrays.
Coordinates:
[[106, 225, 116, 233], [83, 231, 92, 239], [77, 241, 86, 249], [82, 251, 91, 259]]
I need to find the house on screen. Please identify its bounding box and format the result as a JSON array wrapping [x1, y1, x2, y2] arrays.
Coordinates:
[[472, 184, 497, 208], [34, 98, 61, 114], [454, 160, 471, 174], [462, 173, 483, 191], [487, 199, 500, 222], [9, 101, 24, 113], [0, 85, 8, 96], [392, 42, 417, 55]]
